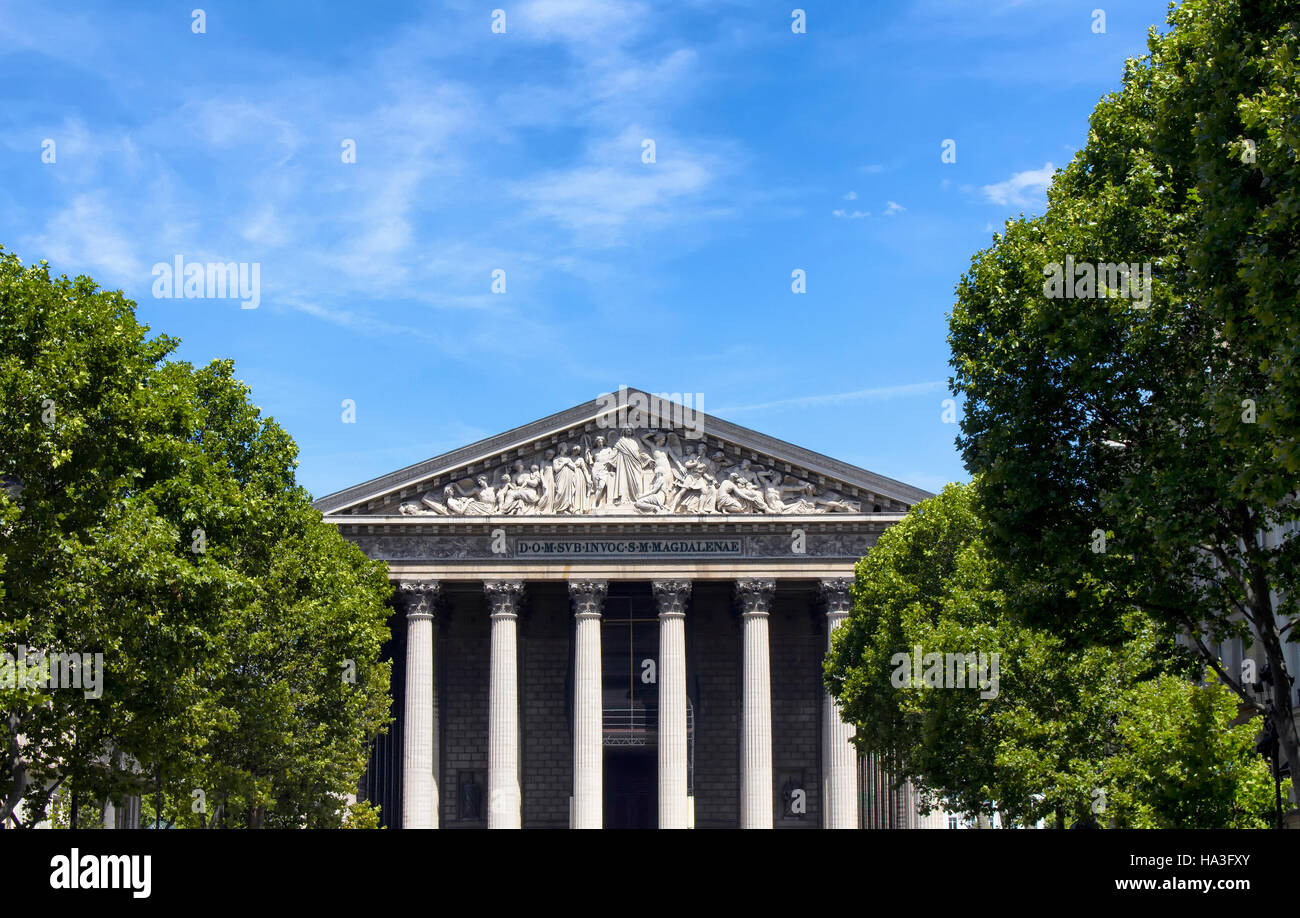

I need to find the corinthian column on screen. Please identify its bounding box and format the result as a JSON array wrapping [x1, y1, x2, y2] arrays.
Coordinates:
[[653, 580, 691, 829], [569, 580, 608, 829], [820, 579, 859, 828], [400, 580, 440, 829], [484, 581, 524, 829], [736, 579, 775, 829]]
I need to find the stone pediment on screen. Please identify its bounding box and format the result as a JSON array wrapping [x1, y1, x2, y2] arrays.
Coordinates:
[[313, 388, 931, 519]]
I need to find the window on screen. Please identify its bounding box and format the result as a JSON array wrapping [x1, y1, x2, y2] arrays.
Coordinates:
[[601, 594, 659, 747]]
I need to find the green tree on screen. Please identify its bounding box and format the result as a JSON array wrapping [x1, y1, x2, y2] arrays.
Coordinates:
[[1, 250, 393, 828], [1, 250, 203, 826], [825, 483, 1278, 827], [141, 360, 394, 828], [947, 0, 1300, 785], [1104, 675, 1282, 828]]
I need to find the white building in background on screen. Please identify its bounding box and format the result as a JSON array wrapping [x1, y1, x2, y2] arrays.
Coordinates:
[[1193, 519, 1300, 825], [315, 388, 956, 829]]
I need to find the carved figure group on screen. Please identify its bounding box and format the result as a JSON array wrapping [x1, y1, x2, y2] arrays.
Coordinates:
[[399, 428, 863, 517]]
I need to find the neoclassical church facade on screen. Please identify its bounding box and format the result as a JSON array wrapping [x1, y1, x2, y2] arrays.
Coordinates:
[[315, 389, 945, 829]]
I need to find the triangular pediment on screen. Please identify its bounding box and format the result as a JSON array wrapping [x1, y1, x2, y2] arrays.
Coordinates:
[[313, 388, 932, 518]]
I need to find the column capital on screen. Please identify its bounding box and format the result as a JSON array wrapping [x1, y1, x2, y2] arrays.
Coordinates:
[[652, 580, 692, 618], [735, 579, 775, 617], [569, 580, 608, 618], [819, 578, 854, 619], [398, 580, 440, 619], [484, 580, 524, 618]]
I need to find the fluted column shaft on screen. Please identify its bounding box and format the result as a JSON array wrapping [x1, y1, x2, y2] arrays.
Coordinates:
[[737, 579, 774, 829], [654, 581, 691, 829], [485, 581, 524, 829], [821, 579, 859, 828], [570, 581, 608, 829], [400, 581, 440, 829]]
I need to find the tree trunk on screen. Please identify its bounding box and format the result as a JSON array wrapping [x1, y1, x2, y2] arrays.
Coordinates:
[[0, 713, 27, 826], [1259, 632, 1299, 802], [1244, 539, 1300, 803]]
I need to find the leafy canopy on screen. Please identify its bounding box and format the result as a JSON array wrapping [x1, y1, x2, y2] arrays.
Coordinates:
[[947, 0, 1300, 784], [825, 483, 1281, 828], [1, 250, 393, 828]]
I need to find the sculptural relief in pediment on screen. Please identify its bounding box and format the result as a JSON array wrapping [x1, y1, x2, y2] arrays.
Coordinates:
[[396, 427, 863, 517]]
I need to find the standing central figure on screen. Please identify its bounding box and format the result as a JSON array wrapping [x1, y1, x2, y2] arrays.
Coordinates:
[[610, 426, 649, 506]]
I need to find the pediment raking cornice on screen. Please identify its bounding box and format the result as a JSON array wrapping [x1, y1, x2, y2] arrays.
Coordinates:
[[312, 388, 933, 518]]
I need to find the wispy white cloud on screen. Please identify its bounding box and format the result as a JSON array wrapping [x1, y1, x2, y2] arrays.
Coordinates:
[[511, 125, 723, 242], [30, 193, 142, 284], [715, 381, 947, 415], [515, 0, 650, 46], [241, 205, 292, 247], [4, 0, 756, 370], [981, 162, 1056, 207], [183, 98, 301, 163], [883, 200, 905, 216]]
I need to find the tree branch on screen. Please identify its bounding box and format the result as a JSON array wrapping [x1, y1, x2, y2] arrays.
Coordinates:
[[1173, 609, 1264, 713]]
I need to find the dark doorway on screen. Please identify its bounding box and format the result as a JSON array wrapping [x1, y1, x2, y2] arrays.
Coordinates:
[[604, 751, 657, 829]]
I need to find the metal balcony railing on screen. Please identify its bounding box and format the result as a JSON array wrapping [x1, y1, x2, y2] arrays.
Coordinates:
[[603, 705, 655, 746], [602, 702, 695, 749]]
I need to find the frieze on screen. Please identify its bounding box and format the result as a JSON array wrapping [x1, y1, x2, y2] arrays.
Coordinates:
[[516, 537, 743, 557], [347, 529, 878, 562], [393, 427, 866, 518]]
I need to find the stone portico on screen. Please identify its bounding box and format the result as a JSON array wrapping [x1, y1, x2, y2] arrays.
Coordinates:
[[314, 389, 932, 828]]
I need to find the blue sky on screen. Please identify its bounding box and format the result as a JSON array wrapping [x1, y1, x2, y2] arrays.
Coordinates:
[[1, 0, 1174, 497]]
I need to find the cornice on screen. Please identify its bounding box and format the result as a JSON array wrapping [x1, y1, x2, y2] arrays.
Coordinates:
[[312, 388, 933, 515]]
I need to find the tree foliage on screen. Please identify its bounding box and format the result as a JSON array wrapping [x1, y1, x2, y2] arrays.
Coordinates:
[[1105, 674, 1280, 828], [1, 250, 393, 828], [825, 483, 1281, 828], [947, 0, 1300, 785]]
